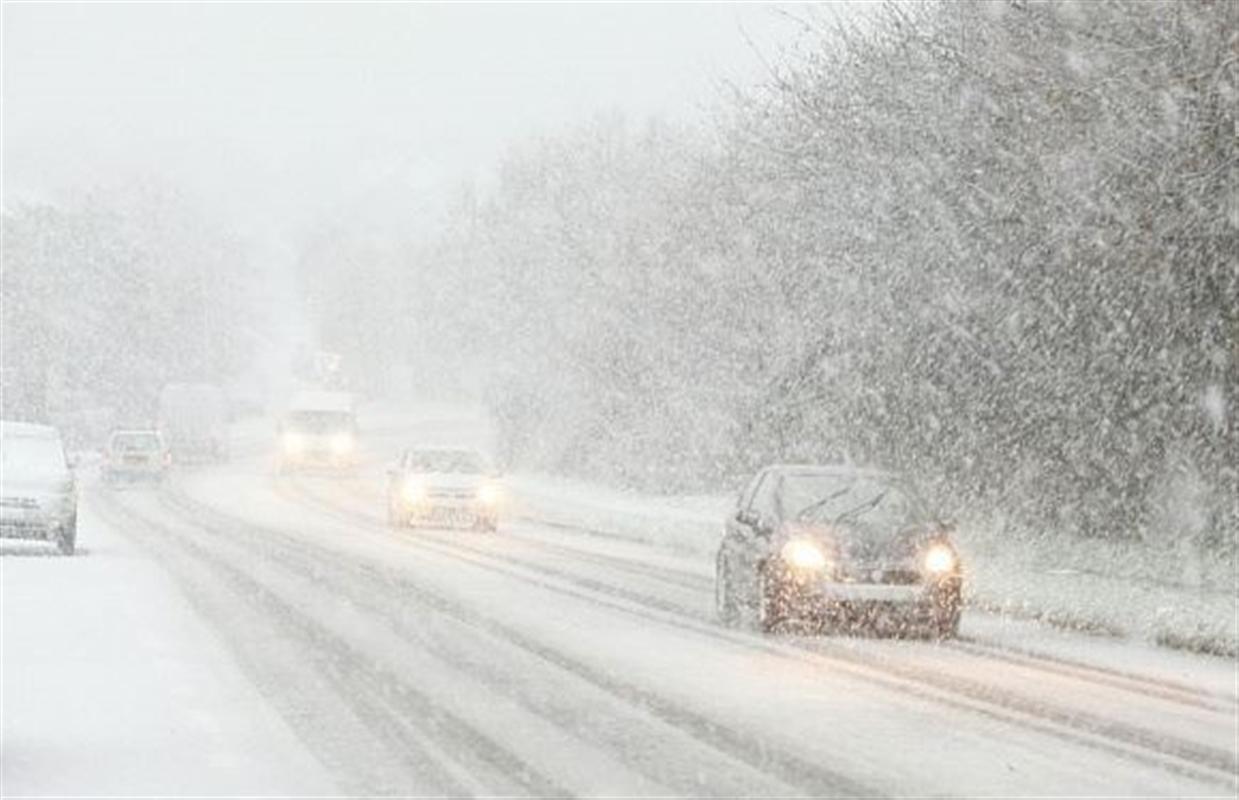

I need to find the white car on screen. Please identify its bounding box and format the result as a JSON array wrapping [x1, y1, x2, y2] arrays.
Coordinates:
[[103, 429, 171, 485], [386, 448, 503, 532], [0, 421, 78, 554]]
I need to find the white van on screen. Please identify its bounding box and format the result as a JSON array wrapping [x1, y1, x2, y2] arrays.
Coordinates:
[[0, 421, 78, 554]]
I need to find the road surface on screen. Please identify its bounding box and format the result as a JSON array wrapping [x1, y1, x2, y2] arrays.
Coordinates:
[[4, 415, 1236, 796]]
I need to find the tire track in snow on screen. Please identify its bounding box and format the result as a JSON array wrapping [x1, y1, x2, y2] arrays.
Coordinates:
[[93, 488, 569, 797], [166, 482, 883, 798], [153, 488, 840, 798], [278, 475, 1239, 789], [333, 469, 1237, 714]]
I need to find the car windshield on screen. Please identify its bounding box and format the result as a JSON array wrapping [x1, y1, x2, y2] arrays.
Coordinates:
[[111, 433, 162, 452], [0, 436, 66, 475], [782, 473, 921, 527], [408, 451, 484, 474], [285, 411, 353, 434]]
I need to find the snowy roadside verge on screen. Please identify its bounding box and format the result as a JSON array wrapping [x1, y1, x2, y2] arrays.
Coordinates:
[[506, 474, 1237, 658], [0, 489, 336, 795]]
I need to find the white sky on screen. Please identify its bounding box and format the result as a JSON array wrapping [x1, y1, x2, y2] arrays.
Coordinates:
[[3, 2, 818, 239]]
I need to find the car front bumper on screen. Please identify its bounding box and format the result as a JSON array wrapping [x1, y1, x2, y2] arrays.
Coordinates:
[[776, 571, 960, 620], [0, 501, 74, 542], [398, 498, 498, 527]]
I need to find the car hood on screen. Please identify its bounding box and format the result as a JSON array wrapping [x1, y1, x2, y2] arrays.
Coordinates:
[[414, 472, 487, 490], [784, 521, 934, 566]]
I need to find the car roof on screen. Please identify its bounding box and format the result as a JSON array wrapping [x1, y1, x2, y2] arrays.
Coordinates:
[[764, 463, 900, 481], [404, 446, 483, 457], [0, 421, 62, 439]]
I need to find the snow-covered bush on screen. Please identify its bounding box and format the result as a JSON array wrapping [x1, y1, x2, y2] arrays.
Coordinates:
[[301, 0, 1235, 557]]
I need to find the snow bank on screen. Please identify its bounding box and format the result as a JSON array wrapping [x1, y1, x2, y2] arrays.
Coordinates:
[[508, 473, 726, 557], [0, 494, 336, 795]]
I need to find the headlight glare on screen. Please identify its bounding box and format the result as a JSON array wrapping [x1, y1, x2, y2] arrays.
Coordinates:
[[282, 432, 305, 454], [924, 543, 956, 574], [330, 433, 354, 455], [402, 477, 426, 503], [781, 539, 828, 571], [477, 482, 502, 506]]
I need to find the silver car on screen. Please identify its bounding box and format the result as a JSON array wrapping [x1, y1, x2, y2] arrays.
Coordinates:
[[103, 429, 170, 484], [0, 421, 78, 555], [386, 448, 503, 532]]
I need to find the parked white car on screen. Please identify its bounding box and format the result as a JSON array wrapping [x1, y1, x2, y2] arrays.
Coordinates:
[[0, 421, 78, 554]]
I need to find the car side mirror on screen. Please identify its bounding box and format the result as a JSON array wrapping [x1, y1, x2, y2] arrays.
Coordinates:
[[736, 509, 771, 533]]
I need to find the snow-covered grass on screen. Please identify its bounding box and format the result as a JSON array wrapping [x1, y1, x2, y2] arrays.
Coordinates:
[[507, 473, 726, 557], [507, 473, 1237, 658], [957, 522, 1236, 658], [0, 491, 336, 795]]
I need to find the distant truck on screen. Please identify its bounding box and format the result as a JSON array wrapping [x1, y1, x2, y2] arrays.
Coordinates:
[[276, 390, 358, 473], [158, 383, 229, 463]]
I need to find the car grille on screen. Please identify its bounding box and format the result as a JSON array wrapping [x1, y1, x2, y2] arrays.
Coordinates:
[[429, 488, 475, 500], [839, 565, 922, 585], [0, 496, 39, 510], [877, 569, 922, 585]]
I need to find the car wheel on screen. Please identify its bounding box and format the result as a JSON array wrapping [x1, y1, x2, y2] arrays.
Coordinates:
[[715, 553, 739, 627], [929, 585, 962, 639], [931, 610, 961, 639], [757, 567, 789, 634], [57, 516, 77, 556]]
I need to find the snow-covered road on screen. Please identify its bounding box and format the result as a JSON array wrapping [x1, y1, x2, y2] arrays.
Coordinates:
[[4, 417, 1236, 796]]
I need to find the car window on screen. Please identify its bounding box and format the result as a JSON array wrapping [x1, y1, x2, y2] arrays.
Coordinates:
[[737, 471, 764, 511], [784, 473, 922, 527], [111, 433, 162, 452], [407, 451, 484, 473], [750, 471, 781, 521], [285, 411, 353, 433]]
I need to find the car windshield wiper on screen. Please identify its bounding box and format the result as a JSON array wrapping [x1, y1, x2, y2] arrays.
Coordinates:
[[832, 490, 888, 524], [794, 487, 851, 521]]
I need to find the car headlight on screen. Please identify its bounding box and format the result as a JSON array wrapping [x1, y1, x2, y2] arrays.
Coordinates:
[[282, 432, 305, 454], [781, 539, 829, 571], [402, 477, 426, 503], [923, 543, 957, 574], [476, 482, 502, 506], [330, 433, 354, 455]]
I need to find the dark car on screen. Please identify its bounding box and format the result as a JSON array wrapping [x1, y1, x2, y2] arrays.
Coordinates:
[[104, 429, 170, 485], [715, 464, 962, 637], [386, 447, 503, 532]]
